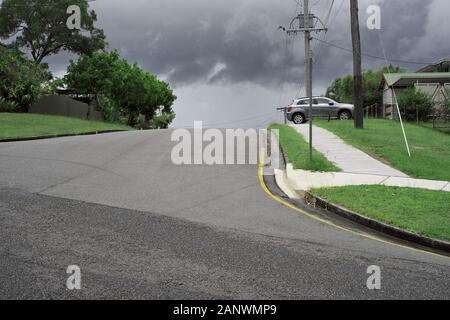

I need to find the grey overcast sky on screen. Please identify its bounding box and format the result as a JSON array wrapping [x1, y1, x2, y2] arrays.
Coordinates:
[[46, 0, 450, 128]]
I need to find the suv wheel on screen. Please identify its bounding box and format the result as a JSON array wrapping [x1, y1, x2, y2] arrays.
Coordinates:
[[293, 113, 305, 124], [338, 110, 351, 120]]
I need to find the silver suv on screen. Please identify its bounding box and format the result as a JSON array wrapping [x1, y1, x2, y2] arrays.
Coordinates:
[[286, 97, 354, 124]]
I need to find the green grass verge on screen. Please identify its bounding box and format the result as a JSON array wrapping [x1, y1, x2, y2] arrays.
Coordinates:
[[0, 113, 133, 140], [270, 124, 340, 172], [312, 185, 450, 242], [315, 119, 450, 181]]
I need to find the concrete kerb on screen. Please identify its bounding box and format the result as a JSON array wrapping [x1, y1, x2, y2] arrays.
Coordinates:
[[304, 191, 450, 254], [268, 136, 450, 254]]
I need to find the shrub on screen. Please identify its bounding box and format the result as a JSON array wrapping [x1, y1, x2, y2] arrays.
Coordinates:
[[148, 112, 176, 129], [97, 94, 120, 122], [441, 89, 450, 116], [0, 47, 52, 111], [0, 97, 20, 113], [441, 100, 450, 116], [396, 87, 434, 122]]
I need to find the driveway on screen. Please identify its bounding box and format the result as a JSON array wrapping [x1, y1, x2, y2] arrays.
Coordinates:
[[0, 130, 449, 299]]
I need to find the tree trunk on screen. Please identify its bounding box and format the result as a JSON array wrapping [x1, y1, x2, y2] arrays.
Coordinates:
[[127, 113, 136, 127]]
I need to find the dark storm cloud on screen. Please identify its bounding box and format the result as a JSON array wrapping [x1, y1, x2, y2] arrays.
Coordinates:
[[87, 0, 295, 86], [39, 0, 450, 127], [310, 0, 437, 89], [69, 0, 448, 89]]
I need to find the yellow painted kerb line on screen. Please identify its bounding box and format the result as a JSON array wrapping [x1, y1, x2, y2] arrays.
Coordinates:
[[258, 148, 450, 260]]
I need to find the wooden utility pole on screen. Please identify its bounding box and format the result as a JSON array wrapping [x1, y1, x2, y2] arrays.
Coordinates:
[[350, 0, 364, 129], [282, 0, 326, 162], [304, 0, 314, 161]]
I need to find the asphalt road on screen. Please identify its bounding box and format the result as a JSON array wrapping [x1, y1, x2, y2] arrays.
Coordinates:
[[0, 130, 449, 299]]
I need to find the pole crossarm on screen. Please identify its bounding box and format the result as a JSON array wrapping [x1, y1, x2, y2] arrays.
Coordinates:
[[286, 28, 328, 34]]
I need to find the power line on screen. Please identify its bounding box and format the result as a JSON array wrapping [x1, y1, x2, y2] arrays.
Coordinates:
[[311, 0, 336, 65], [310, 0, 322, 9], [277, 34, 294, 108], [254, 112, 281, 128], [292, 0, 302, 13], [323, 0, 335, 24], [312, 37, 433, 65], [332, 0, 346, 22]]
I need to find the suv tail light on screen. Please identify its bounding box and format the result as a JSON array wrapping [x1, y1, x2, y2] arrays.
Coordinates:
[[287, 105, 293, 113]]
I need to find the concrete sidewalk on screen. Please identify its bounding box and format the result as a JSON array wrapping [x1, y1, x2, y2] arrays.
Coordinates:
[[282, 164, 450, 194], [280, 124, 450, 194], [292, 124, 408, 177]]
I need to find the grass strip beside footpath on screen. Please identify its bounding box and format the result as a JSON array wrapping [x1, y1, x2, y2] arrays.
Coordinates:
[[312, 185, 450, 242], [0, 113, 133, 140], [270, 124, 340, 172], [315, 119, 450, 181]]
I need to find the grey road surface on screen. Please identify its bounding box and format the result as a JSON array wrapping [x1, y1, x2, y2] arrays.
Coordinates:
[[0, 130, 449, 299]]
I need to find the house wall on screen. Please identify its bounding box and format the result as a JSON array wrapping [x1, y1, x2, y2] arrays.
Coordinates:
[[382, 83, 393, 119], [415, 83, 444, 103], [382, 85, 404, 120], [416, 82, 450, 104]]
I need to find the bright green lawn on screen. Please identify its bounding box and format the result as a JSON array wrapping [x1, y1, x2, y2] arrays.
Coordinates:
[[0, 113, 133, 139], [315, 119, 450, 181], [312, 185, 450, 242], [270, 124, 340, 172]]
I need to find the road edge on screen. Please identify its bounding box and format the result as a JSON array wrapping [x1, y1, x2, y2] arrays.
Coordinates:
[[265, 130, 450, 255], [0, 130, 129, 143], [304, 191, 450, 254]]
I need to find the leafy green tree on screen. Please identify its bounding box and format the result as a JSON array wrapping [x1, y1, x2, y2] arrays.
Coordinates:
[[65, 50, 119, 96], [0, 47, 52, 111], [0, 0, 106, 63], [148, 112, 177, 129], [326, 66, 405, 107], [396, 86, 434, 122], [65, 50, 176, 127], [325, 75, 354, 104]]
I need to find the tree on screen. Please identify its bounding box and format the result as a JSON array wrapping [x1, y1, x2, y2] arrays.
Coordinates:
[[325, 66, 406, 108], [65, 50, 120, 96], [148, 113, 177, 129], [396, 87, 434, 123], [0, 46, 52, 111], [64, 50, 177, 128], [0, 0, 106, 64]]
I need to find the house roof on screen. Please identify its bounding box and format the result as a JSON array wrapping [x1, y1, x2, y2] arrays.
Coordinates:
[[383, 72, 450, 87], [416, 55, 450, 73]]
